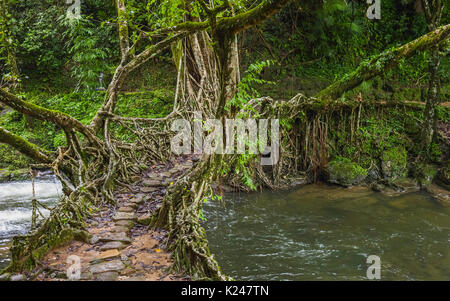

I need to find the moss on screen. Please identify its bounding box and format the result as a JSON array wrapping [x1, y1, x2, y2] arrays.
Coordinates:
[[0, 168, 30, 183], [413, 163, 437, 187], [325, 157, 368, 187], [438, 160, 450, 187], [381, 146, 407, 180]]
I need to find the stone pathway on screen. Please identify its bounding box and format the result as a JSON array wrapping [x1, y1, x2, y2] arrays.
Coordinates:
[[30, 156, 196, 281]]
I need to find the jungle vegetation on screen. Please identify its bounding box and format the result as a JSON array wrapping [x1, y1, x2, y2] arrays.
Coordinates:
[[0, 0, 448, 280]]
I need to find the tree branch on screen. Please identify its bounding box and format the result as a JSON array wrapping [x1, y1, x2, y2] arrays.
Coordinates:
[[0, 126, 53, 164], [0, 88, 100, 146], [315, 24, 450, 101]]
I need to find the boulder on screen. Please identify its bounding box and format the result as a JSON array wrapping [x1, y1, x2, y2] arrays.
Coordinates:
[[413, 163, 437, 187], [381, 146, 407, 180], [325, 158, 367, 187]]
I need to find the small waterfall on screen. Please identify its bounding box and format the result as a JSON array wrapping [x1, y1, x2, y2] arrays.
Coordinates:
[[0, 176, 62, 268]]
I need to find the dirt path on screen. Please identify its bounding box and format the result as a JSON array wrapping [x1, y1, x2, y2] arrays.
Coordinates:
[[34, 156, 196, 281]]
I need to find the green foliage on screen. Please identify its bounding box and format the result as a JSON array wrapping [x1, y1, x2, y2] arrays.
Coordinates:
[[381, 146, 408, 179], [62, 17, 117, 90], [325, 156, 368, 187], [228, 60, 274, 112]]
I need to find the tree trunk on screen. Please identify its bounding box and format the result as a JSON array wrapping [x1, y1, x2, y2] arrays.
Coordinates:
[[0, 0, 20, 88], [421, 0, 443, 151]]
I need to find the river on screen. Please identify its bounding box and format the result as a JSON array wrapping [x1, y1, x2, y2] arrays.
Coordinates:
[[203, 184, 450, 280], [0, 180, 449, 280], [0, 178, 62, 269]]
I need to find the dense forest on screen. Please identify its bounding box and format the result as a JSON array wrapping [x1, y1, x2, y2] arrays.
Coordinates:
[[0, 0, 448, 281]]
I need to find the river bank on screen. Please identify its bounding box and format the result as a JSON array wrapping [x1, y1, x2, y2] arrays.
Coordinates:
[[0, 155, 448, 280]]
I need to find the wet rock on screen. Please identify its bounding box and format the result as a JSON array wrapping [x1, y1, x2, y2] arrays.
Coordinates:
[[112, 212, 136, 221], [325, 158, 367, 187], [99, 241, 125, 251], [10, 274, 26, 281], [381, 146, 407, 180], [0, 273, 11, 281], [89, 259, 124, 274], [426, 184, 450, 205], [94, 271, 119, 281], [98, 232, 132, 244], [0, 168, 30, 183]]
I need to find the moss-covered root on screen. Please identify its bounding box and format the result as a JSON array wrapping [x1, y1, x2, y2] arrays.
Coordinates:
[[152, 156, 230, 281], [5, 192, 91, 273]]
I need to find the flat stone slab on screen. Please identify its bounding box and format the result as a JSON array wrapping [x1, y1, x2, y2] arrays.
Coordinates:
[[122, 202, 138, 209], [115, 220, 135, 228], [90, 260, 124, 274], [111, 226, 129, 233], [123, 276, 146, 281], [98, 232, 132, 244], [91, 249, 121, 263], [95, 271, 119, 281], [118, 207, 134, 212], [112, 212, 136, 221], [99, 241, 125, 251]]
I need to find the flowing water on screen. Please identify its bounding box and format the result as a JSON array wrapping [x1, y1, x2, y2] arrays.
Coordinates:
[[0, 177, 62, 269], [203, 184, 450, 280], [0, 178, 449, 280]]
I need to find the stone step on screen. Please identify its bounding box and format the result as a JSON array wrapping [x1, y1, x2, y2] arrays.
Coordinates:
[[94, 271, 119, 281], [90, 249, 121, 264], [99, 241, 126, 251], [142, 179, 166, 187], [118, 206, 134, 213], [98, 232, 132, 244], [122, 202, 138, 209], [111, 226, 130, 233], [89, 259, 124, 274], [112, 212, 136, 221], [115, 220, 135, 228]]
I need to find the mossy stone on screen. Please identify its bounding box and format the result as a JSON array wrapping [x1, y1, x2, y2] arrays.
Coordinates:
[[413, 163, 437, 187], [325, 158, 368, 187], [381, 146, 407, 180]]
